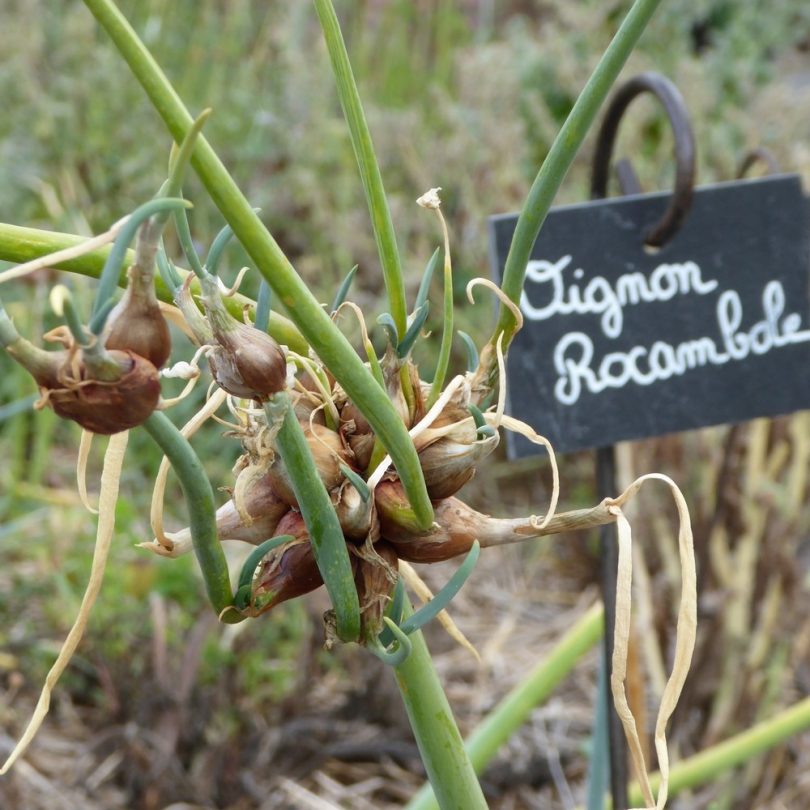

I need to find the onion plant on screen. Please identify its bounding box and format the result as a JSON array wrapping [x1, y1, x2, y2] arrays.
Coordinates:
[[0, 1, 710, 807]]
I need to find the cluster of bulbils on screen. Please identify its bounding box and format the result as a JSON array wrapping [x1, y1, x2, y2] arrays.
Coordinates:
[[2, 226, 504, 643], [168, 265, 502, 640]]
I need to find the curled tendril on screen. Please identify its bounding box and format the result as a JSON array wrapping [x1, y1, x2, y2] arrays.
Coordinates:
[[369, 617, 413, 666], [466, 277, 524, 333], [400, 541, 480, 635]]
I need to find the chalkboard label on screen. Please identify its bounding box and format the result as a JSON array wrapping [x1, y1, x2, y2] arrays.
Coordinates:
[[490, 174, 810, 456]]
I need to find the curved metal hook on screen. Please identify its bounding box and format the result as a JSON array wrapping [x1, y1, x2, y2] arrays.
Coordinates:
[[736, 147, 781, 179], [590, 72, 696, 248]]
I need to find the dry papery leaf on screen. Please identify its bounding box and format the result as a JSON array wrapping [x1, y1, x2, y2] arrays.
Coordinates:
[[606, 473, 697, 810], [1, 430, 129, 774]]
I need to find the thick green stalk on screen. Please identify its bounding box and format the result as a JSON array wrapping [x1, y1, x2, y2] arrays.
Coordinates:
[[266, 394, 360, 643], [0, 223, 308, 354], [314, 0, 407, 338], [480, 0, 664, 390], [81, 0, 434, 530], [394, 600, 487, 810], [626, 696, 810, 805], [142, 411, 240, 623], [407, 603, 604, 810]]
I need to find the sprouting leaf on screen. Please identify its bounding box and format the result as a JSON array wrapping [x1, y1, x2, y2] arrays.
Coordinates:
[[90, 197, 191, 334], [414, 247, 440, 313], [331, 264, 359, 314], [174, 203, 206, 278], [397, 301, 429, 358], [468, 404, 496, 439], [339, 463, 370, 502], [234, 535, 294, 611], [254, 280, 272, 333], [157, 244, 182, 293], [458, 330, 479, 372], [377, 312, 399, 347], [205, 222, 236, 276]]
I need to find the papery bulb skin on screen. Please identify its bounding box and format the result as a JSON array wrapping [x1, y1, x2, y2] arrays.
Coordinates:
[[341, 400, 375, 469], [167, 501, 292, 551], [382, 346, 412, 427], [355, 541, 398, 641], [334, 480, 374, 540], [230, 462, 289, 540], [418, 432, 499, 500], [266, 422, 349, 506], [340, 400, 372, 436], [175, 277, 214, 347]]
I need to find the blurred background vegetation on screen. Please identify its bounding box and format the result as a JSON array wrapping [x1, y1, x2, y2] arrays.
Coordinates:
[[1, 1, 810, 808]]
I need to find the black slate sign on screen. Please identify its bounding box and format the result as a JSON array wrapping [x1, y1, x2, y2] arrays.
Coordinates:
[[490, 174, 810, 456]]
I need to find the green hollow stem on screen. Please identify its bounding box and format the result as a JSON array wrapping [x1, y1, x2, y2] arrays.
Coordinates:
[[394, 599, 487, 810], [0, 223, 308, 354], [265, 394, 360, 642], [480, 0, 664, 390], [81, 0, 434, 531], [314, 0, 407, 338], [625, 695, 810, 806], [407, 602, 604, 810], [142, 411, 241, 623]]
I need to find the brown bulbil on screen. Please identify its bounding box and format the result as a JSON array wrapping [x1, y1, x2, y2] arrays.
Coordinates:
[[207, 324, 287, 401], [202, 276, 287, 400], [250, 512, 320, 614], [105, 285, 172, 368], [375, 480, 498, 563], [251, 540, 324, 615], [340, 400, 371, 436], [47, 349, 161, 435]]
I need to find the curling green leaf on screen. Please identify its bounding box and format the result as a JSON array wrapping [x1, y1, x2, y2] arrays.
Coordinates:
[[90, 197, 190, 333], [234, 535, 294, 611], [401, 541, 480, 635], [369, 617, 413, 666]]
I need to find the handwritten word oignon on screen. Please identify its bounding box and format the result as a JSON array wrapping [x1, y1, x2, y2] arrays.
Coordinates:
[[520, 255, 718, 338]]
